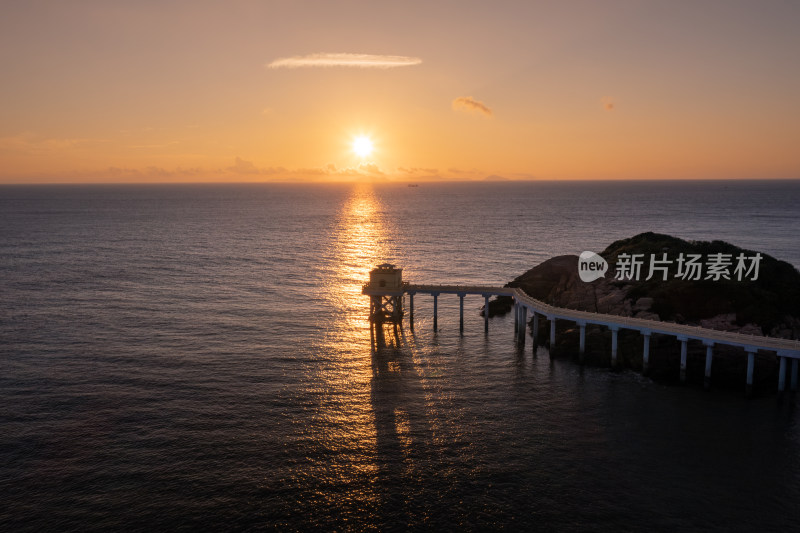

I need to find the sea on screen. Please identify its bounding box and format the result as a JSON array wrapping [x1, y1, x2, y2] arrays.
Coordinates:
[[2, 180, 800, 531]]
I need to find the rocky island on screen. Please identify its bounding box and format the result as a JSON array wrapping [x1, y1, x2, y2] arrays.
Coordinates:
[[488, 233, 800, 395]]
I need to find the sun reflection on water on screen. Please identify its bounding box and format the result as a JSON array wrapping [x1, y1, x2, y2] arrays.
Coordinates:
[[290, 184, 447, 524], [299, 183, 400, 515]]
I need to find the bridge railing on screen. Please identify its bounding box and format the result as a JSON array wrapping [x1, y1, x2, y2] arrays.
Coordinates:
[[362, 281, 410, 292], [396, 283, 800, 352], [507, 287, 800, 350]]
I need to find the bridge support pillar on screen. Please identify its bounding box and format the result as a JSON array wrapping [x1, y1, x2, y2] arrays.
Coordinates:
[[704, 343, 714, 390], [679, 337, 688, 383], [778, 356, 787, 392], [483, 295, 490, 334], [458, 294, 465, 335], [513, 302, 519, 334], [642, 333, 651, 375], [532, 313, 539, 344], [518, 306, 527, 345], [746, 351, 755, 398], [610, 327, 619, 367], [432, 293, 438, 331], [549, 318, 556, 349], [791, 359, 798, 392], [409, 293, 414, 330], [578, 322, 586, 363]]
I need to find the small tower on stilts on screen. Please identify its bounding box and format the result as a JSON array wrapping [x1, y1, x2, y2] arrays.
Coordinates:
[[362, 263, 406, 348]]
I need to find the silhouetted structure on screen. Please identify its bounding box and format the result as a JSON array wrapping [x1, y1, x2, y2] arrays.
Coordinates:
[[364, 263, 406, 324], [363, 264, 800, 397]]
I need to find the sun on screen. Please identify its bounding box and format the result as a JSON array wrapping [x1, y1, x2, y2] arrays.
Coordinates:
[[352, 136, 374, 158]]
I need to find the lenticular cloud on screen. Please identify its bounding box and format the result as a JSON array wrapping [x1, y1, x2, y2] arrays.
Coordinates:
[[267, 53, 422, 69]]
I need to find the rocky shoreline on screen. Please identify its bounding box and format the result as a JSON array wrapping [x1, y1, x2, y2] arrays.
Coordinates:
[[488, 233, 800, 396]]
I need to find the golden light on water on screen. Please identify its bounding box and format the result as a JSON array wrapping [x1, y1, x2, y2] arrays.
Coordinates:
[[303, 183, 394, 511], [331, 184, 391, 323], [299, 184, 456, 518]]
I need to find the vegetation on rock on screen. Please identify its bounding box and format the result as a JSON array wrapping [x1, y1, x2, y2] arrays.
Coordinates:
[[490, 233, 800, 395]]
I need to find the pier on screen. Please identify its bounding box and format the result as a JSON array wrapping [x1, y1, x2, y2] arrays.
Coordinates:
[[363, 264, 800, 396]]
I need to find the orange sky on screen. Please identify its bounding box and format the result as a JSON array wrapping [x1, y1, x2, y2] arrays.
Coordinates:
[[1, 1, 799, 183]]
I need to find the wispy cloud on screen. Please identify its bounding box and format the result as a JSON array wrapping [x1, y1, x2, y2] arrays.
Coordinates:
[[267, 53, 422, 69], [227, 156, 286, 176], [398, 166, 438, 175], [452, 96, 492, 117], [357, 162, 383, 175], [0, 133, 106, 154], [226, 158, 383, 179]]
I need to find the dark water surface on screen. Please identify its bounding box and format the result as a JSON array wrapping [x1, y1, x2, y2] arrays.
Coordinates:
[[2, 181, 800, 531]]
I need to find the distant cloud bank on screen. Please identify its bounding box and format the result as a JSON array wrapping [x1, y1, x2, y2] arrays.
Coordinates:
[[267, 53, 422, 69], [452, 96, 492, 117]]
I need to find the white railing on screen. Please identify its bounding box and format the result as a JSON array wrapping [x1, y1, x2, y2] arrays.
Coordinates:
[[400, 283, 800, 354]]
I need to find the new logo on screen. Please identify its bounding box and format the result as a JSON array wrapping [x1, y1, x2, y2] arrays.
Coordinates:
[[578, 251, 608, 282]]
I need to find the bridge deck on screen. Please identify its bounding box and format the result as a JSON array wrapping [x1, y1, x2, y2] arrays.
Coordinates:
[[403, 284, 800, 357]]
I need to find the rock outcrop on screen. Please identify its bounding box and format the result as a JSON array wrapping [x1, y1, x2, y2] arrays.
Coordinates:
[[494, 232, 800, 395]]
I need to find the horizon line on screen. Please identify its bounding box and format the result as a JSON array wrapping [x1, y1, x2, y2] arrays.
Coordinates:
[[2, 177, 799, 186]]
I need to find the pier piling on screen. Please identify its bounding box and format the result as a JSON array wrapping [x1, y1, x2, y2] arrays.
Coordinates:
[[409, 293, 414, 330], [679, 337, 688, 383], [483, 295, 490, 334], [459, 293, 465, 335], [704, 343, 714, 390], [432, 293, 438, 331], [610, 326, 619, 367], [518, 306, 527, 345]]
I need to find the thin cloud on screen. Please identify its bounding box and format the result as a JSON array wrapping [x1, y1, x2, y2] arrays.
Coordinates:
[[226, 158, 383, 179], [227, 156, 286, 176], [398, 166, 438, 175], [358, 162, 383, 175], [0, 133, 106, 154], [267, 53, 422, 69], [452, 96, 492, 117], [228, 156, 260, 174]]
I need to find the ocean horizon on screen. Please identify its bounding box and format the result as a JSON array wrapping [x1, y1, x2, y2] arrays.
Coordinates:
[[3, 179, 800, 530]]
